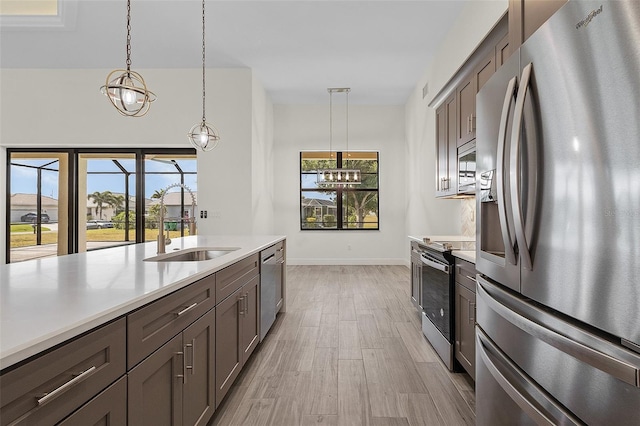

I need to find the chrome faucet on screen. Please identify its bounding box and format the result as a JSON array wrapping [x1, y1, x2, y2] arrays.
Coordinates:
[[157, 183, 197, 254]]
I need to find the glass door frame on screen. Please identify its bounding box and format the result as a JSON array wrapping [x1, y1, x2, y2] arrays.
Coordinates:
[[5, 147, 196, 264]]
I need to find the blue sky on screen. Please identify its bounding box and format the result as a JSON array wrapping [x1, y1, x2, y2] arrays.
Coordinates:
[[10, 158, 197, 200]]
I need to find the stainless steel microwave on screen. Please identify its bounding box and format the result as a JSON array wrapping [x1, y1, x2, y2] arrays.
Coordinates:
[[458, 140, 476, 194]]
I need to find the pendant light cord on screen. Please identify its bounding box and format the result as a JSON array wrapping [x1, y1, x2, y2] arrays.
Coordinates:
[[201, 0, 207, 123], [126, 0, 131, 74], [346, 89, 349, 167], [329, 89, 333, 162]]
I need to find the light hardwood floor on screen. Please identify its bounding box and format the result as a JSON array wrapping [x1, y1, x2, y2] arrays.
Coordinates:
[[209, 265, 475, 426]]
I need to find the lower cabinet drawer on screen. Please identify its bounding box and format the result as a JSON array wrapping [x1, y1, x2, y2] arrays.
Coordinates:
[[216, 253, 259, 302], [58, 376, 127, 426], [455, 258, 477, 292], [0, 318, 126, 426], [127, 273, 216, 369]]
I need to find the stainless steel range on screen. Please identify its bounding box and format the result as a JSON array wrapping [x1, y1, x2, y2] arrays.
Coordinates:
[[415, 237, 473, 370]]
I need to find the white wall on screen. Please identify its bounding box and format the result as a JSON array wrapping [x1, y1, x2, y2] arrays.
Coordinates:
[[405, 0, 508, 259], [250, 73, 275, 235], [274, 104, 406, 265]]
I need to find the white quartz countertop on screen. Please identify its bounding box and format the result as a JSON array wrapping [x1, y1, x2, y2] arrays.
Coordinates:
[[0, 235, 285, 370], [408, 235, 476, 244], [452, 250, 476, 264]]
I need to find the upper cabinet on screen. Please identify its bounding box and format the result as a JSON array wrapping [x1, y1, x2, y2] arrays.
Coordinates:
[[508, 0, 568, 51], [436, 95, 457, 197], [456, 50, 496, 147], [431, 14, 508, 198], [495, 34, 510, 68]]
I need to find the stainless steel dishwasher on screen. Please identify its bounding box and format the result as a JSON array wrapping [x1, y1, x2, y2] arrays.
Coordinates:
[[260, 246, 278, 341]]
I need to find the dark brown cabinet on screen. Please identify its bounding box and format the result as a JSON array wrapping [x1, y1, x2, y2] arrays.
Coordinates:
[[456, 77, 475, 147], [457, 50, 495, 148], [127, 274, 217, 369], [128, 333, 184, 426], [433, 16, 508, 198], [215, 275, 260, 408], [436, 95, 457, 197], [0, 319, 126, 426], [183, 308, 216, 426], [128, 307, 216, 426], [509, 0, 567, 50], [496, 34, 510, 67], [59, 376, 127, 426], [454, 258, 477, 380], [0, 243, 285, 426]]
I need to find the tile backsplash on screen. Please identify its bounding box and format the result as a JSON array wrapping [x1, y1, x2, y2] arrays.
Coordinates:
[[461, 198, 476, 240]]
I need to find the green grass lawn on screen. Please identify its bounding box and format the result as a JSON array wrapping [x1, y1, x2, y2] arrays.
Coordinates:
[[10, 228, 191, 248], [11, 224, 51, 232]]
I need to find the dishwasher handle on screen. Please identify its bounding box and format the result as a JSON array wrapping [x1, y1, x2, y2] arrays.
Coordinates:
[[420, 254, 449, 273]]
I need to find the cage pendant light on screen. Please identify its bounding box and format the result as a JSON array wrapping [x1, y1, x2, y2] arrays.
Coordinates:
[[318, 88, 361, 187], [188, 0, 220, 152], [100, 0, 156, 117]]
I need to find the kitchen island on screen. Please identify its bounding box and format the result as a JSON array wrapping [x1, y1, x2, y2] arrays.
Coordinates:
[[0, 235, 286, 426], [0, 235, 285, 370]]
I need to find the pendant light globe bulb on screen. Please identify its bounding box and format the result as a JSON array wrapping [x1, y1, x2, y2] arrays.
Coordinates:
[[188, 121, 220, 152], [121, 88, 137, 107]]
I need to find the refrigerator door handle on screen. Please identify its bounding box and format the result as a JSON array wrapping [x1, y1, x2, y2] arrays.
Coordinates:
[[476, 328, 581, 425], [496, 76, 518, 265], [478, 278, 640, 387], [510, 63, 534, 270]]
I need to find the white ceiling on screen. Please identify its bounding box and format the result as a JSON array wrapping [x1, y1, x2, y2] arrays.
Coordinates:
[[0, 0, 466, 104]]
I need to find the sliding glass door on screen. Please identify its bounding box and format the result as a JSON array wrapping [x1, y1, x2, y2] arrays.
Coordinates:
[[5, 148, 196, 263], [8, 152, 69, 263]]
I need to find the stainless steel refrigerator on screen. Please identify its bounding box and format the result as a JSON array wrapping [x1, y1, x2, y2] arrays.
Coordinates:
[[475, 1, 640, 424]]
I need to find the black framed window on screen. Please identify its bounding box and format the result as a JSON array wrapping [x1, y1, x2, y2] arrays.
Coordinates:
[[300, 151, 379, 230], [6, 148, 196, 263]]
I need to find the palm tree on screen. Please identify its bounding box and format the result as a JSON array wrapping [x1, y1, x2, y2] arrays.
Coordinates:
[[88, 190, 121, 220], [151, 189, 166, 200]]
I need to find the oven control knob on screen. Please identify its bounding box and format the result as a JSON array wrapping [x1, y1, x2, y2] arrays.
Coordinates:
[[440, 308, 444, 317]]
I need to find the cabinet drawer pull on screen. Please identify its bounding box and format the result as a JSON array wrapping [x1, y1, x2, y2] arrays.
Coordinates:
[[279, 259, 285, 265], [176, 351, 185, 382], [185, 342, 194, 377], [176, 302, 198, 316], [465, 275, 477, 282], [37, 366, 97, 406], [190, 339, 196, 376], [469, 302, 476, 323], [238, 295, 245, 315]]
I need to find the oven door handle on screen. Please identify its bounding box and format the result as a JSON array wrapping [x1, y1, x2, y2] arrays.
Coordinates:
[[420, 254, 449, 273]]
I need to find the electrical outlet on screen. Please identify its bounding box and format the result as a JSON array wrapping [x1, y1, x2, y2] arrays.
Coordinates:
[[200, 211, 204, 219]]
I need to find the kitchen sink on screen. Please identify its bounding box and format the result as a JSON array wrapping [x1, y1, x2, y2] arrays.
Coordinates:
[[144, 247, 239, 262]]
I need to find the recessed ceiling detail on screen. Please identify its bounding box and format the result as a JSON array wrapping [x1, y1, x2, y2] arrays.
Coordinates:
[[0, 0, 76, 29]]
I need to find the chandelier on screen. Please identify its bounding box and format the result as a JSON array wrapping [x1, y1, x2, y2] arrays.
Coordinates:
[[187, 0, 220, 152], [317, 88, 361, 186], [100, 0, 156, 117]]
